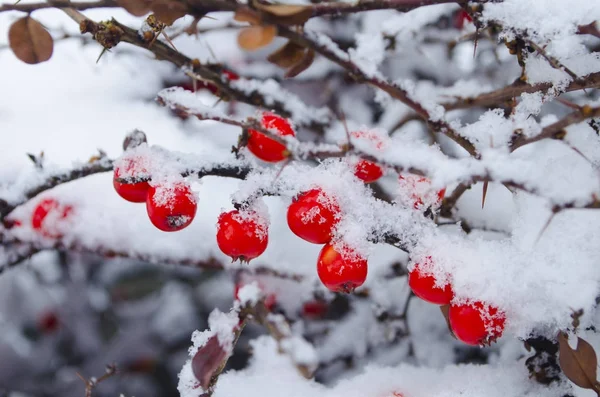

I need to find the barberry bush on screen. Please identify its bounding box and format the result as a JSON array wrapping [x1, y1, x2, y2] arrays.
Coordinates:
[[1, 0, 600, 396]]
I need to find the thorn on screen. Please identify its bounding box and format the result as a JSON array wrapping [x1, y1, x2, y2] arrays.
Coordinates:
[[482, 181, 488, 209], [161, 31, 177, 51], [273, 158, 291, 182], [473, 26, 479, 58], [534, 212, 556, 246], [338, 110, 351, 148], [206, 41, 217, 63], [96, 47, 109, 64], [212, 97, 223, 108]]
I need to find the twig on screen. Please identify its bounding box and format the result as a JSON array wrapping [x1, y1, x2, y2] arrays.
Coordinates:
[[0, 158, 114, 221], [76, 364, 117, 397], [511, 106, 600, 151], [444, 71, 600, 111]]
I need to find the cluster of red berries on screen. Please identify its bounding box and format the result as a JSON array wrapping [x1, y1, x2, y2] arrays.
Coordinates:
[[408, 256, 506, 346], [113, 157, 198, 232]]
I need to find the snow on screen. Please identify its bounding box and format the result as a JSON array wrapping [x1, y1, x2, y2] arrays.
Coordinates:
[[1, 1, 600, 396]]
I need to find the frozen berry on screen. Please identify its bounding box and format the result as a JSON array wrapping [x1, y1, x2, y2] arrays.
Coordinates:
[[287, 188, 340, 244], [217, 210, 268, 262], [31, 198, 73, 238], [449, 301, 506, 346], [146, 182, 197, 232], [317, 243, 368, 293], [247, 112, 295, 162]]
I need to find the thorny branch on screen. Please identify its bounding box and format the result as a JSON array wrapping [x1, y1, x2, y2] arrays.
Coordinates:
[[76, 364, 117, 397]]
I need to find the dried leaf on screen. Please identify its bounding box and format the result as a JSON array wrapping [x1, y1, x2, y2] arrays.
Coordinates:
[[234, 9, 261, 25], [116, 0, 151, 16], [237, 25, 277, 51], [254, 3, 309, 16], [123, 129, 148, 151], [267, 41, 305, 68], [558, 332, 599, 391], [150, 0, 188, 25], [285, 48, 314, 78], [191, 335, 229, 390], [253, 2, 312, 25], [8, 17, 54, 65]]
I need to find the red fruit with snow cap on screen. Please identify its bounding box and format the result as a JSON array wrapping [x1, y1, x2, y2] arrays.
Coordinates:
[[317, 243, 368, 293], [398, 174, 445, 210], [113, 156, 151, 203], [217, 210, 269, 262], [31, 198, 74, 238], [408, 257, 453, 305], [350, 130, 386, 183], [247, 112, 295, 162], [449, 301, 506, 345], [287, 188, 340, 244], [146, 182, 197, 232]]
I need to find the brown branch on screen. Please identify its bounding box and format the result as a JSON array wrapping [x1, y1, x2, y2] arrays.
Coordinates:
[[0, 0, 116, 13], [70, 14, 331, 132], [310, 0, 465, 17], [0, 157, 114, 221], [511, 106, 600, 151], [444, 72, 600, 111], [276, 26, 478, 156], [76, 364, 117, 397]]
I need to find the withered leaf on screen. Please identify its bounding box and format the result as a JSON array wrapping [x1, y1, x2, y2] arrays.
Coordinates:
[[267, 41, 305, 68], [558, 332, 599, 391], [150, 0, 188, 25], [191, 335, 229, 390], [234, 9, 261, 25], [285, 48, 314, 78], [123, 129, 148, 151], [237, 25, 277, 51], [440, 304, 457, 339], [252, 1, 312, 25], [116, 0, 151, 16], [8, 17, 54, 65]]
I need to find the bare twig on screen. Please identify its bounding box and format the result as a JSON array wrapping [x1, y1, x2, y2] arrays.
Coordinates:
[[76, 364, 117, 397]]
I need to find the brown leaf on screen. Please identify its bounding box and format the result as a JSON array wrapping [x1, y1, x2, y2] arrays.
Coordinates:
[[237, 25, 277, 51], [234, 9, 261, 25], [116, 0, 151, 16], [123, 129, 148, 151], [440, 304, 457, 339], [558, 332, 599, 391], [285, 48, 314, 78], [252, 1, 312, 25], [8, 17, 54, 65], [150, 0, 188, 25], [267, 41, 305, 68], [191, 335, 229, 390]]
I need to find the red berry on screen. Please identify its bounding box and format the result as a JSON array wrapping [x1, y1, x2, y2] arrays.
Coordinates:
[[146, 182, 197, 232], [216, 210, 268, 262], [113, 157, 151, 203], [408, 259, 453, 305], [37, 311, 59, 334], [287, 189, 340, 244], [453, 9, 473, 30], [449, 301, 506, 346], [31, 198, 73, 238], [398, 174, 446, 210], [222, 69, 240, 81], [354, 159, 384, 183], [234, 279, 275, 310], [247, 112, 295, 162], [302, 300, 328, 319], [317, 243, 368, 293]]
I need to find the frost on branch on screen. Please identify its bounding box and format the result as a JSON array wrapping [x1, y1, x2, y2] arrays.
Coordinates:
[[2, 0, 600, 396]]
